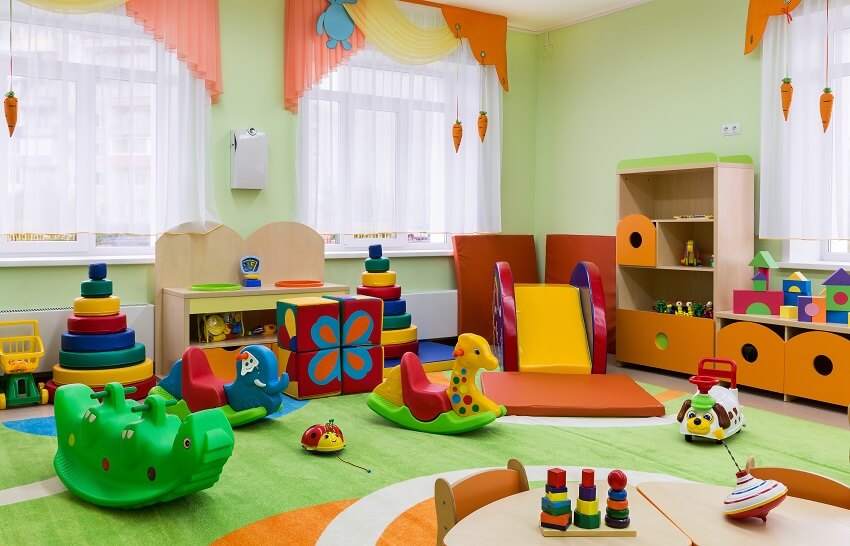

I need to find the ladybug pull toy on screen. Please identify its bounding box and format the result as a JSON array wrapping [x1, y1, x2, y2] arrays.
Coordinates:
[[301, 418, 371, 473]]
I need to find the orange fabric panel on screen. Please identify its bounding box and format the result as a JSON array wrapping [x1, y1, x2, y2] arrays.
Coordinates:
[[452, 469, 522, 521], [544, 234, 616, 354], [452, 234, 539, 343], [126, 0, 224, 102]]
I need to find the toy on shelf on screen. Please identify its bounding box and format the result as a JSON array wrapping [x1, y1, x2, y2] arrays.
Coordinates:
[[197, 312, 245, 343], [301, 418, 345, 452], [48, 263, 155, 402], [672, 214, 714, 219], [152, 345, 288, 427], [822, 268, 850, 324], [677, 358, 745, 443], [539, 467, 637, 538], [797, 295, 827, 323], [241, 256, 261, 288], [651, 300, 712, 318], [54, 382, 234, 508], [733, 251, 783, 315], [367, 333, 506, 434], [782, 271, 811, 307], [277, 295, 383, 398], [722, 444, 787, 521], [0, 320, 49, 409], [681, 240, 701, 266]]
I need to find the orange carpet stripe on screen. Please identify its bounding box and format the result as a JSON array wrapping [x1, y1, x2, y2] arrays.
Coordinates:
[[654, 388, 688, 403], [377, 497, 437, 546], [213, 499, 356, 546]]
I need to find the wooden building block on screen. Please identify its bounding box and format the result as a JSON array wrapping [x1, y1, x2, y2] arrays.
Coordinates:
[[548, 468, 567, 488]]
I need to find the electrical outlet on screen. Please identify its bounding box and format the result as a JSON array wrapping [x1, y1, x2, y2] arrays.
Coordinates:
[[722, 122, 741, 136]]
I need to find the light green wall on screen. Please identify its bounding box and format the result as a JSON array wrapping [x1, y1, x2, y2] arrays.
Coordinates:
[[533, 0, 761, 244], [0, 1, 539, 309]]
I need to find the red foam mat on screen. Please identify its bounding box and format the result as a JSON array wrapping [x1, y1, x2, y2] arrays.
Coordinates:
[[481, 372, 665, 417]]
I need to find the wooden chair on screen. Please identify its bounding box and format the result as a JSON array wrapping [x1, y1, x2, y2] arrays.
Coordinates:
[[745, 456, 850, 510], [434, 459, 529, 546]]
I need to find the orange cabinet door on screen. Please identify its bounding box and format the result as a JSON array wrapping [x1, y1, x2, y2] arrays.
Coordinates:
[[616, 214, 656, 266], [716, 321, 784, 393], [616, 309, 714, 374], [785, 332, 850, 406]]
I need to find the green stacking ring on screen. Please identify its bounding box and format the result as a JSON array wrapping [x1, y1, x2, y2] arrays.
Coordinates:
[[605, 507, 630, 519], [59, 343, 147, 369], [365, 257, 390, 273], [80, 279, 113, 298], [383, 313, 412, 330], [573, 511, 601, 528]]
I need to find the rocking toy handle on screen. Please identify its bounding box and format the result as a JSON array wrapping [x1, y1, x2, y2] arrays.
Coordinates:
[[90, 386, 138, 399], [131, 399, 178, 412], [697, 357, 738, 389]]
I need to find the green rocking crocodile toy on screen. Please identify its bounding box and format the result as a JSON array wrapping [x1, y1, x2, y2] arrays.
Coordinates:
[[54, 382, 235, 509]]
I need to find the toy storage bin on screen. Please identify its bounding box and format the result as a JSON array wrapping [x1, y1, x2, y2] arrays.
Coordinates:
[[784, 331, 850, 406], [616, 309, 714, 374], [716, 321, 784, 393]]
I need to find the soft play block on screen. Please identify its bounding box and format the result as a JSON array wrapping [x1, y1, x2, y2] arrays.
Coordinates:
[[66, 313, 127, 334], [59, 343, 147, 369], [72, 295, 120, 316], [361, 271, 397, 287], [60, 329, 135, 353], [323, 295, 382, 347], [381, 325, 418, 345], [278, 347, 341, 399], [826, 310, 849, 324], [481, 372, 665, 417], [357, 285, 402, 300], [383, 340, 420, 360], [548, 468, 567, 488], [452, 234, 539, 343], [89, 262, 107, 280], [80, 279, 113, 298], [277, 297, 340, 352], [364, 257, 390, 273], [382, 313, 412, 330], [783, 278, 811, 306], [826, 286, 850, 311], [383, 298, 407, 316], [369, 244, 383, 259], [541, 497, 572, 516], [340, 345, 384, 394], [780, 305, 798, 319], [732, 289, 783, 315], [798, 295, 827, 323]]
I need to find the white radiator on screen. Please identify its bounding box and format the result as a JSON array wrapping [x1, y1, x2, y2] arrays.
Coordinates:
[[0, 304, 154, 374], [404, 290, 457, 339]]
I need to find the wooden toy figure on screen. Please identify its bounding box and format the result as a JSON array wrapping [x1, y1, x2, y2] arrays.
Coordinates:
[[681, 240, 700, 266]]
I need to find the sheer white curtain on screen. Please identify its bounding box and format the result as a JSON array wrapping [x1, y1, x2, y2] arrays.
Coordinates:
[[0, 1, 216, 238], [760, 0, 850, 239], [297, 1, 502, 237]]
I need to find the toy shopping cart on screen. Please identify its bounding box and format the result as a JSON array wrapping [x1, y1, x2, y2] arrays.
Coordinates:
[[0, 320, 48, 409]]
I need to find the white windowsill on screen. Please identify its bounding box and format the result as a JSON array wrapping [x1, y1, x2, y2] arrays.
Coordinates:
[[777, 261, 850, 271], [0, 255, 155, 267], [325, 248, 454, 259]]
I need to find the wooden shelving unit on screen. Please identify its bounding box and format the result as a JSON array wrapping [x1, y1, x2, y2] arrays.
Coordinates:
[[615, 153, 754, 374]]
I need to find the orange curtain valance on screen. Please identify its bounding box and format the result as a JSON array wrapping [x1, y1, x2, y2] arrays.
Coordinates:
[[125, 0, 223, 102], [284, 0, 507, 113]]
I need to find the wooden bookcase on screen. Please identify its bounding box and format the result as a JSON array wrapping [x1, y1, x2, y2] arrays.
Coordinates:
[[615, 153, 754, 374]]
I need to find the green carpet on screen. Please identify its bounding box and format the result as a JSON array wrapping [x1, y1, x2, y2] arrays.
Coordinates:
[[0, 387, 848, 545]]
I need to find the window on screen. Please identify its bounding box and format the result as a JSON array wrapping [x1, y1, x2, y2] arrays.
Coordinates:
[[0, 2, 214, 261], [297, 3, 501, 254]]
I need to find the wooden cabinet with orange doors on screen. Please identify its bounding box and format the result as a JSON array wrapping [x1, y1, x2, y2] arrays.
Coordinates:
[[615, 153, 754, 373]]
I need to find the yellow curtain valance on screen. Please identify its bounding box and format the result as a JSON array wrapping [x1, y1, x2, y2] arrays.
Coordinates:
[[344, 0, 459, 65], [19, 0, 127, 13]]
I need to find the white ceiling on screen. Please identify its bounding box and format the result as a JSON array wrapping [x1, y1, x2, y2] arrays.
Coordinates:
[[441, 0, 655, 33]]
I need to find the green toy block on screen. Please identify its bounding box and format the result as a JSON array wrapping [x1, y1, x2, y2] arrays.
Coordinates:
[[825, 286, 850, 312], [365, 257, 390, 273], [383, 313, 412, 330], [80, 279, 113, 298], [752, 279, 767, 292], [573, 511, 601, 529]]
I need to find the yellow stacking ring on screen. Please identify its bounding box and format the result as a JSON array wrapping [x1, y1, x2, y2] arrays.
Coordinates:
[[244, 274, 260, 280], [382, 325, 418, 345], [52, 358, 153, 387], [576, 498, 599, 515], [362, 271, 397, 287], [73, 296, 120, 316]]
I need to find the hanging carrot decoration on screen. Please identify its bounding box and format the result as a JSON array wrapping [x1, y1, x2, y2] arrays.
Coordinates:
[[477, 111, 487, 142], [452, 120, 462, 152], [5, 0, 15, 137], [780, 78, 793, 121], [821, 88, 834, 132], [477, 62, 488, 142], [821, 0, 833, 133], [4, 91, 16, 136]]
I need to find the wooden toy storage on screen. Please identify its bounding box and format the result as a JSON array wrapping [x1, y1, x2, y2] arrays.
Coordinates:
[[155, 222, 348, 375], [615, 154, 754, 373], [717, 312, 850, 407]]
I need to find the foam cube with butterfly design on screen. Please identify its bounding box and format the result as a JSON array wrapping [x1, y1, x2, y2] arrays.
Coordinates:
[[276, 297, 340, 353], [340, 345, 384, 394], [277, 347, 342, 399], [322, 295, 383, 347]]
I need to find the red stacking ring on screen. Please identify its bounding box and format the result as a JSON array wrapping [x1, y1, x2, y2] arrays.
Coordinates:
[[357, 285, 402, 300], [67, 313, 128, 334]]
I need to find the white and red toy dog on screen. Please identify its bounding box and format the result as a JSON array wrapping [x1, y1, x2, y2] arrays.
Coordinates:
[[677, 358, 745, 443]]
